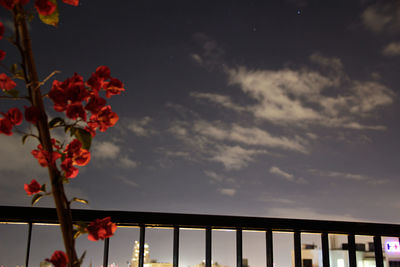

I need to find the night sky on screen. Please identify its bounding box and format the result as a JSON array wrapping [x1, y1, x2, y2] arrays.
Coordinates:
[[1, 0, 400, 266]]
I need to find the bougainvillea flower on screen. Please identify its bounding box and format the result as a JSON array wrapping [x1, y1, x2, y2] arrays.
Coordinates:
[[66, 103, 86, 121], [24, 105, 40, 124], [86, 217, 117, 241], [6, 107, 22, 126], [0, 73, 16, 91], [61, 158, 79, 178], [0, 50, 6, 61], [0, 118, 12, 135], [88, 105, 119, 132], [84, 125, 96, 137], [45, 251, 68, 267], [62, 0, 78, 6], [95, 66, 111, 80], [32, 144, 61, 167], [34, 0, 56, 16], [85, 95, 106, 115], [104, 78, 125, 98], [24, 179, 41, 196], [64, 139, 90, 166], [0, 22, 4, 40], [0, 0, 29, 9], [86, 74, 102, 93]]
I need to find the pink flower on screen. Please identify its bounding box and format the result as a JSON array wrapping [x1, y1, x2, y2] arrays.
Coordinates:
[[24, 179, 41, 196]]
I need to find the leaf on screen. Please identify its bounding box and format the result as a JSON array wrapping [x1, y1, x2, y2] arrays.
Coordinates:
[[38, 0, 59, 27], [72, 197, 89, 205], [40, 184, 46, 192], [78, 251, 86, 264], [31, 193, 43, 206], [48, 117, 65, 129], [5, 89, 19, 98], [22, 134, 30, 144], [73, 128, 92, 150], [73, 229, 81, 239], [10, 63, 18, 75]]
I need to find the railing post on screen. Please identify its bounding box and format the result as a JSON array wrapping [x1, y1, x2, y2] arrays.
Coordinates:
[[25, 222, 32, 267], [266, 230, 273, 267], [374, 236, 384, 267], [103, 237, 110, 267], [294, 231, 301, 267], [347, 234, 357, 267], [236, 228, 243, 267], [139, 225, 146, 267], [173, 226, 179, 267], [321, 232, 330, 267], [205, 227, 212, 267]]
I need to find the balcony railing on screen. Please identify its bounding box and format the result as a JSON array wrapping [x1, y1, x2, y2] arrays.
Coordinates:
[[1, 205, 400, 267]]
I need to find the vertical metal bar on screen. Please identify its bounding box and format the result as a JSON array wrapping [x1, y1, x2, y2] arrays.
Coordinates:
[[374, 236, 384, 267], [236, 228, 243, 267], [139, 225, 146, 267], [321, 232, 330, 267], [205, 227, 212, 267], [266, 231, 273, 267], [347, 234, 357, 267], [103, 238, 110, 267], [173, 226, 180, 267], [25, 222, 32, 267], [294, 231, 302, 267]]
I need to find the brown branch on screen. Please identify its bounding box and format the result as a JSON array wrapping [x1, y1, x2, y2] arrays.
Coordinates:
[[13, 4, 79, 266]]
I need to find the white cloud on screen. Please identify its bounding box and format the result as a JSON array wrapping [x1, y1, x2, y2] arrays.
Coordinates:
[[118, 157, 140, 169], [193, 120, 308, 153], [114, 175, 139, 187], [212, 145, 267, 170], [266, 207, 362, 221], [383, 42, 400, 56], [361, 1, 400, 33], [191, 92, 246, 112], [192, 33, 225, 68], [204, 170, 225, 182], [308, 169, 387, 185], [269, 166, 295, 181], [225, 64, 393, 129], [92, 141, 120, 159], [309, 52, 343, 72], [127, 116, 154, 137], [219, 188, 236, 196]]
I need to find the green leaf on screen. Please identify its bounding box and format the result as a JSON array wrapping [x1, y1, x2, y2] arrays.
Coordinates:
[[48, 117, 65, 129], [31, 193, 43, 206], [40, 184, 46, 193], [10, 63, 18, 75], [5, 89, 20, 98], [38, 0, 59, 27], [71, 197, 89, 205], [73, 128, 92, 150]]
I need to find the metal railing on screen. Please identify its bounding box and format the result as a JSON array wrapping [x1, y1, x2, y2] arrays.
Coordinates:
[[1, 205, 400, 267]]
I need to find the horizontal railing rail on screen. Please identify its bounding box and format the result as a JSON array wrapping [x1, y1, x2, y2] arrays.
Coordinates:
[[1, 205, 398, 267]]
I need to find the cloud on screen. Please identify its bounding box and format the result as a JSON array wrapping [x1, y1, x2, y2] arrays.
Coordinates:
[[308, 169, 388, 184], [309, 52, 343, 72], [92, 141, 120, 159], [191, 33, 225, 68], [361, 1, 400, 33], [212, 145, 267, 170], [193, 120, 308, 153], [265, 207, 362, 221], [383, 42, 400, 56], [190, 92, 246, 112], [225, 63, 393, 129], [127, 116, 154, 137], [219, 188, 236, 196], [204, 170, 225, 183], [114, 175, 139, 187], [118, 157, 140, 169], [269, 166, 307, 184]]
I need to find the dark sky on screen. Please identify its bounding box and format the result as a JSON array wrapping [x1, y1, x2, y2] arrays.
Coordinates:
[[1, 0, 400, 266]]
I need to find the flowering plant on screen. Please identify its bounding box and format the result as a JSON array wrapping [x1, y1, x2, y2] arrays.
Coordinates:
[[0, 1, 122, 266]]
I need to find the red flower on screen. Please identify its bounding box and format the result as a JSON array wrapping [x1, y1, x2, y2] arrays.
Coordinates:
[[95, 66, 111, 80], [61, 158, 78, 178], [0, 73, 16, 91], [35, 0, 56, 16], [0, 22, 3, 40], [88, 105, 118, 132], [66, 103, 86, 121], [84, 125, 96, 137], [24, 106, 40, 124], [0, 118, 12, 135], [6, 107, 22, 126], [0, 50, 6, 61], [85, 95, 106, 115], [86, 74, 102, 93], [104, 78, 125, 98], [32, 144, 61, 167], [87, 217, 117, 241], [46, 251, 68, 267], [24, 179, 41, 196], [64, 139, 90, 166], [62, 0, 78, 6]]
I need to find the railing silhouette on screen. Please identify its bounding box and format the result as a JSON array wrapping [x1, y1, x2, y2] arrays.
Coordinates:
[[1, 205, 399, 267]]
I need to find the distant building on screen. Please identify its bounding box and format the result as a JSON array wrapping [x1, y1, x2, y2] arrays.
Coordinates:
[[130, 240, 172, 267], [195, 260, 230, 267], [40, 262, 51, 267]]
